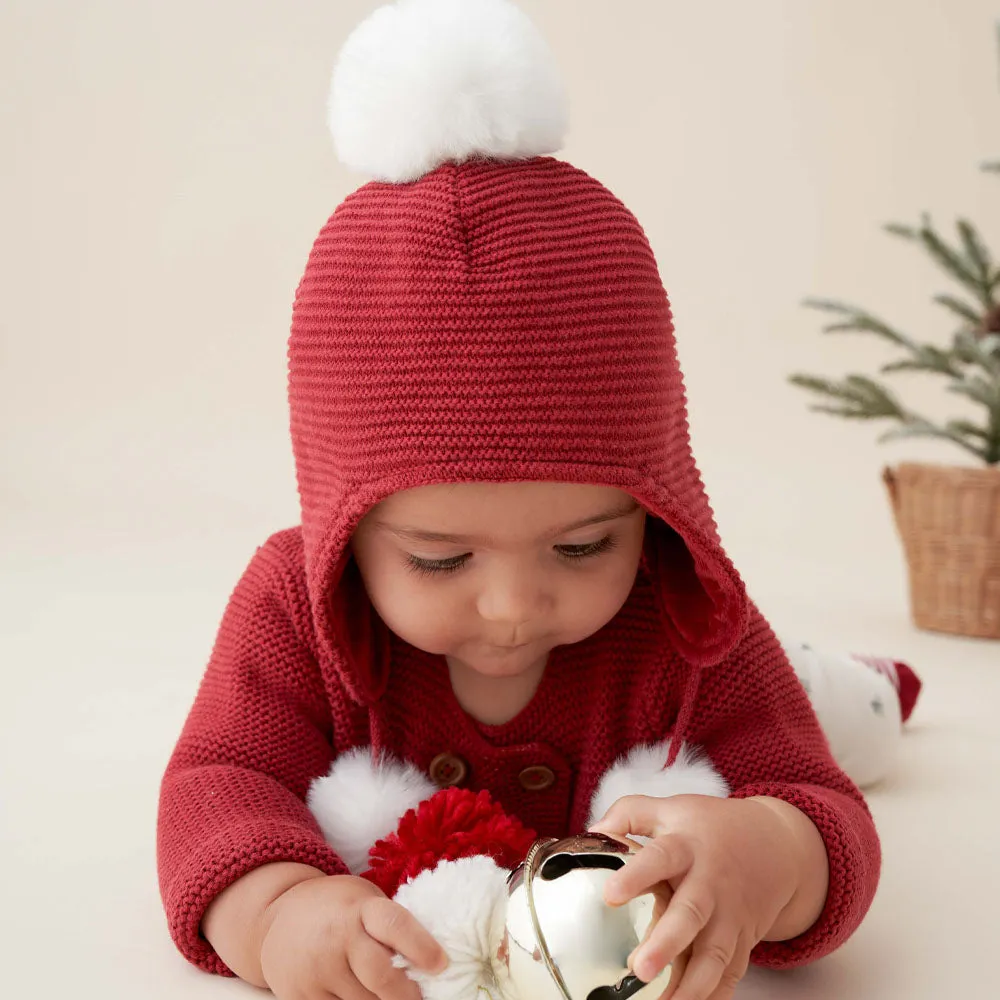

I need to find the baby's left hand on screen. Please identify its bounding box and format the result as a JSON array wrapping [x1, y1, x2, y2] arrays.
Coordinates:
[[590, 794, 818, 1000]]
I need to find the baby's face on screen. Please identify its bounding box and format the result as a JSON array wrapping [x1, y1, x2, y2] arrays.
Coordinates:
[[349, 481, 646, 680]]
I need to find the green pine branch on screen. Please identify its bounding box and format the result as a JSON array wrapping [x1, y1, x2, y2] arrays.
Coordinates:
[[885, 216, 999, 309], [878, 421, 993, 461], [792, 35, 1000, 467], [803, 299, 916, 348], [789, 372, 997, 462], [791, 317, 1000, 466], [880, 344, 962, 377], [953, 330, 1000, 370], [788, 374, 903, 419], [934, 293, 982, 325], [958, 218, 993, 283], [948, 372, 1000, 409], [802, 300, 997, 378]]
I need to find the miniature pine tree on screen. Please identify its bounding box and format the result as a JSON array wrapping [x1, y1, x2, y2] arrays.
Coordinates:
[[790, 208, 1000, 466], [791, 32, 1000, 466]]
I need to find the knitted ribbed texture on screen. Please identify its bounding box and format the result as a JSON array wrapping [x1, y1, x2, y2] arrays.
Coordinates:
[[157, 532, 351, 975], [287, 158, 747, 705], [158, 155, 880, 975], [696, 614, 883, 968]]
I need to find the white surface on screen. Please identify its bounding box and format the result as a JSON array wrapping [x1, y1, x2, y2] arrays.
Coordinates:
[[3, 522, 998, 999], [3, 1, 1000, 997]]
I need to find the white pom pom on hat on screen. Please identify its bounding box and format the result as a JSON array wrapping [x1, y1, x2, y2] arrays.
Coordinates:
[[329, 0, 570, 183]]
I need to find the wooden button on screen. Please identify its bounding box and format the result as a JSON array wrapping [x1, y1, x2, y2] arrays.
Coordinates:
[[518, 765, 556, 792], [429, 752, 468, 788]]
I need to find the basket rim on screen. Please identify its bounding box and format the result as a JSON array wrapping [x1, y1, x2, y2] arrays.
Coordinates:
[[884, 461, 1000, 481]]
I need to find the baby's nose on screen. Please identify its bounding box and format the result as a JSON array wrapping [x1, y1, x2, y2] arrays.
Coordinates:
[[476, 565, 550, 626]]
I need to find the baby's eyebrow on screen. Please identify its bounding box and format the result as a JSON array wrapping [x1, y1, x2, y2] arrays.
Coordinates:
[[374, 498, 641, 545]]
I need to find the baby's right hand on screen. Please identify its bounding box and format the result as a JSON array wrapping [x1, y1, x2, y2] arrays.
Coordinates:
[[259, 873, 448, 1000]]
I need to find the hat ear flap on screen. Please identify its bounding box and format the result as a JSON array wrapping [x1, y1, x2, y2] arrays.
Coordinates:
[[642, 514, 748, 667]]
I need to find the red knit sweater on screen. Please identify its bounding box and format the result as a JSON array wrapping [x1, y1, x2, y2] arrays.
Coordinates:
[[157, 156, 880, 976]]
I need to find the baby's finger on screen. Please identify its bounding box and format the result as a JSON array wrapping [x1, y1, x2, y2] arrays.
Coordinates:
[[349, 934, 424, 1000], [627, 883, 672, 969], [590, 794, 674, 841], [604, 835, 693, 906], [315, 950, 380, 1000], [360, 898, 449, 974], [630, 878, 714, 981], [671, 933, 746, 1000], [653, 945, 688, 1000]]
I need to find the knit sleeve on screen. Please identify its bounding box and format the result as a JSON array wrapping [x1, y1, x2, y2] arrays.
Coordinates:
[[690, 606, 881, 968], [156, 535, 349, 975]]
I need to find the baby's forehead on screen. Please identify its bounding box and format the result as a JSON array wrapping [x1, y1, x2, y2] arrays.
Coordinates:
[[382, 480, 631, 510], [362, 481, 642, 539]]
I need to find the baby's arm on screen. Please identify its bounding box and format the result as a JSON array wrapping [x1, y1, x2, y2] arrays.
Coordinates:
[[747, 795, 829, 941], [590, 607, 878, 998], [157, 533, 347, 973], [202, 862, 326, 985], [158, 534, 448, 998], [696, 604, 881, 967]]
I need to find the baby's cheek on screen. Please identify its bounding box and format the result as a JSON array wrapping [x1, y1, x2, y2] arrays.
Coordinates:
[[568, 575, 633, 638], [399, 590, 466, 648]]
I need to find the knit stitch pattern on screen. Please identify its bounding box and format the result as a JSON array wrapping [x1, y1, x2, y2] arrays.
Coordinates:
[[287, 158, 747, 703]]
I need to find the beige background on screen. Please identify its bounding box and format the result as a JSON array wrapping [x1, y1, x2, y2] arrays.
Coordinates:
[[2, 1, 998, 997]]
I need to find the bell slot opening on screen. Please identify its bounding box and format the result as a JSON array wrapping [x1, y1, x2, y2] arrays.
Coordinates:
[[586, 974, 647, 1000], [539, 854, 625, 881]]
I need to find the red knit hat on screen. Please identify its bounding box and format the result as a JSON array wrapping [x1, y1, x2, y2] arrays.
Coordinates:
[[286, 0, 749, 706]]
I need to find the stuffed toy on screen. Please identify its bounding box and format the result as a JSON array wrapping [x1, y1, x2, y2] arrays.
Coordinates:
[[781, 639, 922, 788], [304, 641, 921, 1000]]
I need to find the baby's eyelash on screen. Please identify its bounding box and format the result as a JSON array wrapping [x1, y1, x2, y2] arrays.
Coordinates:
[[557, 536, 618, 560], [404, 535, 618, 577], [406, 554, 467, 577]]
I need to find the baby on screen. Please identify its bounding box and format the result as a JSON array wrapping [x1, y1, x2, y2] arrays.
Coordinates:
[[156, 2, 880, 999]]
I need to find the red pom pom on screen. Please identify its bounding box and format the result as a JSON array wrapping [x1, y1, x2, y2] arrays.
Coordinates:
[[362, 786, 537, 897]]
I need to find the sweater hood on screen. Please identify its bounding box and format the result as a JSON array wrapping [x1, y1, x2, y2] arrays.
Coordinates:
[[288, 157, 748, 706]]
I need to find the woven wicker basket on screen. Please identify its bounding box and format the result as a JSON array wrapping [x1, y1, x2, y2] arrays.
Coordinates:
[[883, 463, 1000, 639]]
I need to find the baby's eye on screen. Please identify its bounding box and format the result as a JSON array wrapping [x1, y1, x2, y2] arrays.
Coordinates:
[[404, 535, 618, 578], [555, 536, 617, 560], [406, 553, 469, 577]]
